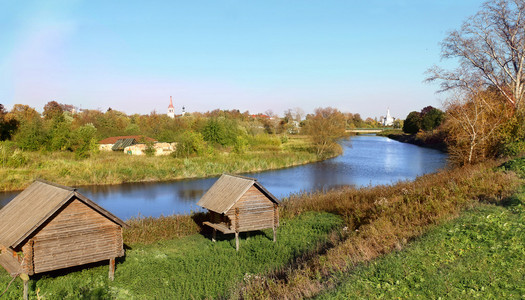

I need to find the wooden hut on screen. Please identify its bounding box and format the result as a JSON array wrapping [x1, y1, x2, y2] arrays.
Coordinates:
[[0, 179, 128, 281], [197, 174, 279, 250]]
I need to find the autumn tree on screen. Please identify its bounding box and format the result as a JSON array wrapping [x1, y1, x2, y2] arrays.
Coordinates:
[[444, 88, 511, 165], [304, 107, 346, 157], [0, 104, 18, 140], [43, 101, 64, 120], [9, 104, 40, 123]]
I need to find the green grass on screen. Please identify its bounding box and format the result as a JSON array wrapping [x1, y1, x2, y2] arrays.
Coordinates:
[[0, 136, 323, 192], [317, 194, 525, 299], [0, 212, 343, 299]]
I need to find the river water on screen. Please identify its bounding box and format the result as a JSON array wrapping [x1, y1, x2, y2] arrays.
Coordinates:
[[0, 135, 448, 220]]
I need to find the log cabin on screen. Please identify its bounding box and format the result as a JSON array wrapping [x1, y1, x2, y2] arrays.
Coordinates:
[[197, 174, 280, 250], [0, 179, 128, 281]]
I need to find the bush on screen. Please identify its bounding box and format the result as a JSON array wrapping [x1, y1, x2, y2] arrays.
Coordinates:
[[173, 131, 206, 158], [144, 141, 156, 157], [500, 157, 525, 178], [500, 140, 525, 157], [233, 135, 249, 154]]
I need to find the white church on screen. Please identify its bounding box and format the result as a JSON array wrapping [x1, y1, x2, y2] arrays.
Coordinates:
[[380, 108, 395, 126], [167, 96, 185, 118]]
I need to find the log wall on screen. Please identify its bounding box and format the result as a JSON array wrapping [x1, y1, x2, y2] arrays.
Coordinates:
[[226, 186, 277, 232], [26, 199, 124, 274]]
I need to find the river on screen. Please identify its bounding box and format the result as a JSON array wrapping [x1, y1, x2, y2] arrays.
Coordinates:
[[0, 135, 448, 220]]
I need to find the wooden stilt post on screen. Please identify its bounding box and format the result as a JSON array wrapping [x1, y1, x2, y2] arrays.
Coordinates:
[[235, 207, 240, 251], [235, 232, 239, 251], [23, 279, 28, 300], [273, 203, 278, 242], [212, 228, 216, 242], [20, 273, 29, 300], [109, 258, 115, 281]]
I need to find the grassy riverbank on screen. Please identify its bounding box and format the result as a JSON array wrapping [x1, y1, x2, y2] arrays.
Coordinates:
[[0, 136, 326, 192], [0, 212, 343, 299], [0, 158, 522, 299], [318, 194, 525, 299]]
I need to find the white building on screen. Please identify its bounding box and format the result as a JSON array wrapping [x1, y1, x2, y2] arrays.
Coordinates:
[[380, 108, 395, 126], [167, 96, 175, 118]]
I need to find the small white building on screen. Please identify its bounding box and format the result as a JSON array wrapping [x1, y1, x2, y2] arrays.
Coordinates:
[[124, 142, 177, 156], [380, 108, 395, 126]]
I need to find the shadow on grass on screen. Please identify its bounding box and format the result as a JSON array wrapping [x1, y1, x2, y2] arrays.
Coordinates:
[[190, 211, 209, 233], [497, 195, 523, 208]]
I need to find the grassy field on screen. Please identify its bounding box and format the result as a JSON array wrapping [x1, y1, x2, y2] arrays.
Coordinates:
[[0, 212, 342, 299], [318, 194, 525, 299], [0, 136, 325, 192]]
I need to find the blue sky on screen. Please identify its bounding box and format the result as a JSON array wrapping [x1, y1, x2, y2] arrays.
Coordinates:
[[1, 0, 483, 119]]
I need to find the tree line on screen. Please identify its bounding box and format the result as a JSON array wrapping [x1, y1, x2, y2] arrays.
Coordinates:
[[0, 102, 385, 160]]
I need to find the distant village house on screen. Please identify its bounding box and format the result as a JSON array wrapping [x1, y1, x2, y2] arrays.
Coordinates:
[[98, 135, 176, 156]]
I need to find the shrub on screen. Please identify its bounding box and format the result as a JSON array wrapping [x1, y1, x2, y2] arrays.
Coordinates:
[[500, 157, 525, 178], [174, 131, 206, 158], [144, 141, 156, 157], [233, 135, 249, 154]]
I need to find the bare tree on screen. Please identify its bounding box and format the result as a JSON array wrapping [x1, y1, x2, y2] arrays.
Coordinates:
[[428, 0, 525, 111]]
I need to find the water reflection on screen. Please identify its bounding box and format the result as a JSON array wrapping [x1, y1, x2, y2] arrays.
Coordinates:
[[0, 135, 447, 220]]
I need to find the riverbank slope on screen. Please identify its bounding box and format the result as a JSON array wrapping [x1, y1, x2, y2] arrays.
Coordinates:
[[0, 136, 334, 192], [378, 130, 448, 152]]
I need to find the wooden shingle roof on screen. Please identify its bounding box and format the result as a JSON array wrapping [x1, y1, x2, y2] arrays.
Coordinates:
[[0, 179, 128, 249], [197, 174, 279, 214]]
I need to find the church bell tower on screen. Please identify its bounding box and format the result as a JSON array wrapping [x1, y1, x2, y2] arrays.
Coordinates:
[[167, 96, 175, 118]]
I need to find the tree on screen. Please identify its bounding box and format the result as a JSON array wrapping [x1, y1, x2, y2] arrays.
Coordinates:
[[9, 104, 40, 123], [14, 117, 47, 151], [427, 0, 525, 112], [444, 88, 511, 165], [43, 101, 64, 120], [420, 106, 445, 131], [303, 107, 346, 157], [201, 118, 238, 146], [174, 131, 206, 157], [403, 111, 421, 134], [0, 104, 18, 141], [73, 124, 99, 158]]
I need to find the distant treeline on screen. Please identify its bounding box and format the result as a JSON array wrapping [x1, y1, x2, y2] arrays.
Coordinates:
[[0, 103, 385, 160]]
